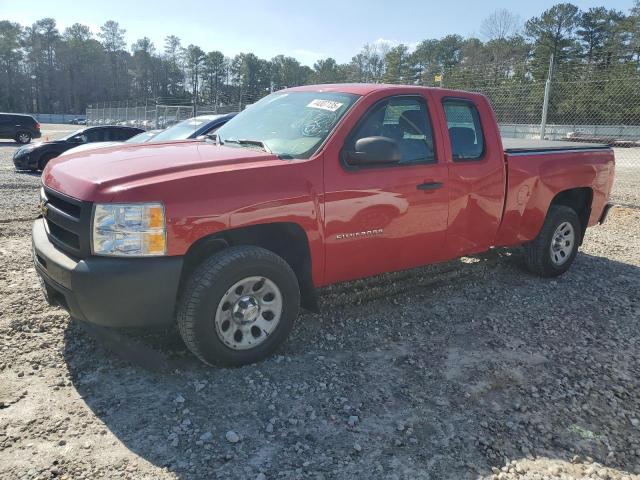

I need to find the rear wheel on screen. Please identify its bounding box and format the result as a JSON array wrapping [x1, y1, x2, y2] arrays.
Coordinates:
[[177, 246, 300, 366], [15, 131, 31, 144], [523, 205, 581, 277]]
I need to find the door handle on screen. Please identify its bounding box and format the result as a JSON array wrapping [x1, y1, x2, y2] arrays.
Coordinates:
[[416, 182, 443, 191]]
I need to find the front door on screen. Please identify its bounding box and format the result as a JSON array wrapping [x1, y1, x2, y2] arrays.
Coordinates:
[[323, 94, 449, 284]]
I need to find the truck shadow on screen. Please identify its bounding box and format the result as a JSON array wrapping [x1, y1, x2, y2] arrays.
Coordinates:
[[62, 250, 640, 479]]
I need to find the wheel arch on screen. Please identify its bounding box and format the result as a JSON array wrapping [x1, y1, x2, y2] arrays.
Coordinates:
[[178, 222, 319, 312], [548, 187, 593, 244]]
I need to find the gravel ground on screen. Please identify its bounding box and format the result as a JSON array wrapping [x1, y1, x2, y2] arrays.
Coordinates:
[[610, 148, 640, 207], [1, 126, 639, 480]]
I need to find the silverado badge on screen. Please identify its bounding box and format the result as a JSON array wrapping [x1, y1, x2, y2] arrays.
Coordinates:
[[336, 229, 383, 240]]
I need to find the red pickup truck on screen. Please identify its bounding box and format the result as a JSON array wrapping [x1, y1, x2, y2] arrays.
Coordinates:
[[34, 84, 615, 366]]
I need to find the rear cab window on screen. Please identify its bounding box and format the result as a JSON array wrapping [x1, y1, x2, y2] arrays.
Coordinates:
[[443, 99, 484, 161]]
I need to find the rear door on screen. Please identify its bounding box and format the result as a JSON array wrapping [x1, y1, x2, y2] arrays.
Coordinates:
[[323, 93, 449, 284], [432, 93, 506, 257]]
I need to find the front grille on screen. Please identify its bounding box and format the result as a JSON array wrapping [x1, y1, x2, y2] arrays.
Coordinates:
[[46, 191, 81, 218], [42, 187, 92, 258]]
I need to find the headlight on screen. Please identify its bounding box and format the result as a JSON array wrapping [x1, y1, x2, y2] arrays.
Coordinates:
[[14, 145, 33, 158], [92, 203, 166, 256]]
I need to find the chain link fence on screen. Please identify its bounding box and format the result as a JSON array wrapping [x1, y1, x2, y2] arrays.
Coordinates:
[[85, 94, 257, 130], [85, 103, 193, 129], [473, 79, 639, 207]]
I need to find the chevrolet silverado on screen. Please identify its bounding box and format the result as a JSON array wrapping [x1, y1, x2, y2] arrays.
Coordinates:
[[33, 84, 615, 366]]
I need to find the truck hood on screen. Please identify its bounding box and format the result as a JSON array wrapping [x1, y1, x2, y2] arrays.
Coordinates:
[[42, 140, 280, 202]]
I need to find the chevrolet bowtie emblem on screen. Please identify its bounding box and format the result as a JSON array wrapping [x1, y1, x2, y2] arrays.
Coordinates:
[[39, 200, 49, 218]]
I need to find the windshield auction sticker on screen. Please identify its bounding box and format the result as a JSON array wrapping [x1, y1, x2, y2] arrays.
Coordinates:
[[307, 99, 344, 112]]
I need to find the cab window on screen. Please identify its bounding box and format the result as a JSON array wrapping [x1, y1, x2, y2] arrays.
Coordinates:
[[346, 96, 436, 166], [443, 99, 484, 161]]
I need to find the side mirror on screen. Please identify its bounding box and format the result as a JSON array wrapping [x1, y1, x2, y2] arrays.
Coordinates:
[[346, 136, 400, 166], [70, 135, 86, 144]]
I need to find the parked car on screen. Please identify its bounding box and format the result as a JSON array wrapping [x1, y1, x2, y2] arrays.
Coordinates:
[[148, 113, 237, 142], [564, 131, 640, 148], [69, 117, 86, 125], [13, 125, 143, 171], [60, 129, 162, 156], [33, 84, 615, 367], [0, 113, 41, 144], [60, 114, 236, 157]]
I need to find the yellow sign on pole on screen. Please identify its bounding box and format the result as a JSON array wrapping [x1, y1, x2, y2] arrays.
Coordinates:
[[434, 74, 443, 84]]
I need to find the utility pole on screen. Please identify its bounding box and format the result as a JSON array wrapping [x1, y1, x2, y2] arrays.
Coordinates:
[[153, 99, 159, 129], [540, 53, 554, 140], [194, 63, 199, 117]]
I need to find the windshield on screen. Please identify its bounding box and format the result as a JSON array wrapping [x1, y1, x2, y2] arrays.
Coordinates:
[[151, 116, 222, 142], [215, 91, 359, 158], [125, 130, 158, 144]]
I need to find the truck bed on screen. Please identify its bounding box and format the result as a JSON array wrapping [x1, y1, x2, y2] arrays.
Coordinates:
[[502, 137, 611, 155]]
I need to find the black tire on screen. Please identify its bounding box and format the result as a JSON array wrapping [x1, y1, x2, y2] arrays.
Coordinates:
[[15, 131, 31, 144], [38, 153, 58, 171], [523, 205, 581, 277], [177, 246, 300, 366]]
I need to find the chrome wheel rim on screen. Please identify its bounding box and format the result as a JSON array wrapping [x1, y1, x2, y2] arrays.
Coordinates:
[[550, 221, 575, 266], [214, 276, 283, 350], [18, 133, 29, 143]]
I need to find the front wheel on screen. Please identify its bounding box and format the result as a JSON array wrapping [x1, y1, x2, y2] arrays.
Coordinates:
[[523, 205, 581, 277], [177, 246, 300, 366]]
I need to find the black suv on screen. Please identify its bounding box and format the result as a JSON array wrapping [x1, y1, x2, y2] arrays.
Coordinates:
[[0, 113, 41, 144]]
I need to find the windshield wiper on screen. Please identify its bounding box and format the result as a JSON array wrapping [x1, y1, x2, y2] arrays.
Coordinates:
[[224, 138, 272, 154], [204, 132, 221, 145]]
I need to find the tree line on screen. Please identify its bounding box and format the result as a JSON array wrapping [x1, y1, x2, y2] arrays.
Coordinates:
[[0, 2, 638, 115]]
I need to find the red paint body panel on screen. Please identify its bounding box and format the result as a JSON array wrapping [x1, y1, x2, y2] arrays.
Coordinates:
[[42, 84, 615, 290], [430, 90, 507, 258], [494, 148, 615, 247], [322, 88, 450, 284]]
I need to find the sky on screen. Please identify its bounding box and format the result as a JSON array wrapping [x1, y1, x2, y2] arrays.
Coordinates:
[[0, 0, 636, 66]]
